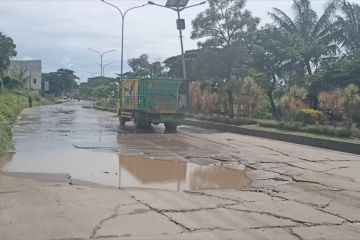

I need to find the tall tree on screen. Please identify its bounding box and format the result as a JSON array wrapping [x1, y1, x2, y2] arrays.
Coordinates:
[[164, 50, 198, 81], [0, 32, 17, 91], [191, 0, 259, 48], [42, 69, 79, 96], [127, 54, 165, 78], [269, 0, 337, 76], [191, 0, 259, 117], [250, 26, 300, 119], [334, 0, 360, 53]]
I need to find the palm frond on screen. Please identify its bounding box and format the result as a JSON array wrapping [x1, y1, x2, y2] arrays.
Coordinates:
[[313, 0, 337, 37], [268, 8, 298, 33]]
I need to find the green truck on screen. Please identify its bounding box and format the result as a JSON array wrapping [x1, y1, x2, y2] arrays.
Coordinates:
[[118, 78, 188, 131]]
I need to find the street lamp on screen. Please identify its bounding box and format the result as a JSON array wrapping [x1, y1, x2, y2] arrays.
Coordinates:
[[96, 62, 114, 77], [100, 0, 148, 82], [88, 48, 115, 77], [87, 71, 100, 78], [148, 0, 206, 80]]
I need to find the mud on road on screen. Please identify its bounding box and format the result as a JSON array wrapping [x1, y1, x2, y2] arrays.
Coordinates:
[[1, 101, 360, 240]]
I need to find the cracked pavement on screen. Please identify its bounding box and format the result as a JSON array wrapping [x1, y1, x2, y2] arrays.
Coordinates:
[[1, 101, 360, 240]]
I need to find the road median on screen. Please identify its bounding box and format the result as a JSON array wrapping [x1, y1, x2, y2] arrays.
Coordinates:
[[183, 118, 360, 155]]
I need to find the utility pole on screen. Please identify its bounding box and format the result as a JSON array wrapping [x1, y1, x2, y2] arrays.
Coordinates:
[[148, 0, 206, 80]]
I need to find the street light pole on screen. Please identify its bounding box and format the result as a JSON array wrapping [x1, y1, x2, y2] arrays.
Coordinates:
[[100, 0, 148, 82], [177, 8, 186, 80], [96, 62, 114, 76], [88, 48, 115, 77], [148, 0, 206, 80]]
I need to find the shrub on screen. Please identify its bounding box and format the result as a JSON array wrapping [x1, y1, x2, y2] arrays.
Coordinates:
[[318, 89, 344, 122], [295, 108, 324, 125], [237, 78, 263, 119], [279, 86, 308, 121], [254, 96, 273, 119], [343, 84, 360, 128]]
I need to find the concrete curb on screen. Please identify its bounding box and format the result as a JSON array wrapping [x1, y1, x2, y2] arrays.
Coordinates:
[[183, 119, 360, 155], [92, 105, 117, 113]]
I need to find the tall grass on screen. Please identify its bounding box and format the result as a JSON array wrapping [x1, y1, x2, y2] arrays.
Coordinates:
[[0, 91, 27, 153]]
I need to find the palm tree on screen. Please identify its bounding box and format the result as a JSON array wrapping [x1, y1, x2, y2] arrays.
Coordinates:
[[269, 0, 337, 76], [334, 0, 360, 52]]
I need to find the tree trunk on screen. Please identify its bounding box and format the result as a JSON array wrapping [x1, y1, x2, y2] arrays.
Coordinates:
[[268, 74, 279, 120], [227, 89, 234, 118], [305, 60, 312, 76]]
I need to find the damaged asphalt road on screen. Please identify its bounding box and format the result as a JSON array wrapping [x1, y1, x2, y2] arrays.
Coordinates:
[[1, 101, 360, 240]]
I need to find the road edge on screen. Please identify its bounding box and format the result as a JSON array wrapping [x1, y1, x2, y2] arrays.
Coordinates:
[[183, 119, 360, 155]]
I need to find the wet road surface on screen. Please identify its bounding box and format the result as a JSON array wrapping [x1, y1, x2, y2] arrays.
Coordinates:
[[1, 101, 360, 240]]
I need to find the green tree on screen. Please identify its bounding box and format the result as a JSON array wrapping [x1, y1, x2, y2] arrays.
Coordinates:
[[127, 54, 165, 78], [334, 0, 360, 52], [191, 0, 259, 117], [269, 0, 337, 76], [250, 26, 299, 119], [310, 52, 360, 93], [42, 69, 79, 96], [191, 0, 259, 48], [163, 50, 198, 81], [0, 32, 17, 91]]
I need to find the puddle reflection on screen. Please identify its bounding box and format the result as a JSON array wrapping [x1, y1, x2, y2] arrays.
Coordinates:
[[119, 155, 251, 191]]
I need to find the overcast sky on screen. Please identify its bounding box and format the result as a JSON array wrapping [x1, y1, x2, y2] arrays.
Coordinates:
[[0, 0, 340, 81]]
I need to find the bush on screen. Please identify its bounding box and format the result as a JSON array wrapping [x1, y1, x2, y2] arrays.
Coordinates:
[[279, 86, 308, 120], [296, 108, 324, 125], [254, 96, 273, 119]]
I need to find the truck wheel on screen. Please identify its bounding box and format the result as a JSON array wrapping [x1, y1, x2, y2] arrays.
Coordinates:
[[144, 120, 152, 128], [134, 112, 144, 129], [119, 117, 126, 126], [164, 122, 177, 131]]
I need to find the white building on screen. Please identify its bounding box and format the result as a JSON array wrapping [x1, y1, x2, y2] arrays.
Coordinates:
[[7, 60, 42, 91]]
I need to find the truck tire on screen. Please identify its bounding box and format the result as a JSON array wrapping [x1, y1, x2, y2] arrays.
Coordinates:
[[134, 112, 145, 129], [119, 117, 126, 126], [164, 122, 177, 131]]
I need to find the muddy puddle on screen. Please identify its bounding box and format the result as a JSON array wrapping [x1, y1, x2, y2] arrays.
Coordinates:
[[118, 155, 251, 191], [3, 151, 250, 191]]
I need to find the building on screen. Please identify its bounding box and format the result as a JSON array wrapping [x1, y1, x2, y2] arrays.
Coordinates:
[[7, 60, 42, 91]]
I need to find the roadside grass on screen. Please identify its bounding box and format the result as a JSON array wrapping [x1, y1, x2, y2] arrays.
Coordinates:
[[0, 90, 55, 154], [0, 91, 27, 153]]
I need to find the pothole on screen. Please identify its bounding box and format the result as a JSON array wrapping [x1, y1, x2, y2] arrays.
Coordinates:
[[118, 155, 251, 191]]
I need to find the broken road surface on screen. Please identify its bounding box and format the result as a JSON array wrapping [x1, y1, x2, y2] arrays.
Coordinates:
[[1, 101, 360, 240]]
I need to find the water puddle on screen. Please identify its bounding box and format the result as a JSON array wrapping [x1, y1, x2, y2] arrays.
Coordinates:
[[118, 155, 251, 191]]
